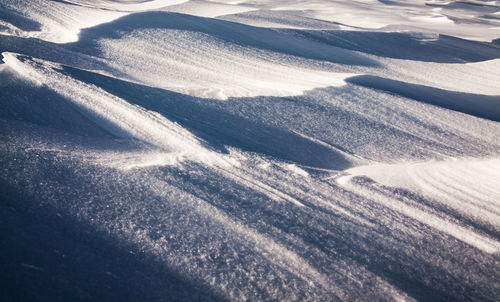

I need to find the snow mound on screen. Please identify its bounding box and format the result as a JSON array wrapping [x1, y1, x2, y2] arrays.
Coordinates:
[[338, 157, 500, 253], [98, 28, 356, 100]]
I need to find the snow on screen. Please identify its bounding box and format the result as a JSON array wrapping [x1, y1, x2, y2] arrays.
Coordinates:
[[1, 0, 500, 301], [0, 0, 187, 43], [98, 28, 356, 99], [341, 158, 500, 234]]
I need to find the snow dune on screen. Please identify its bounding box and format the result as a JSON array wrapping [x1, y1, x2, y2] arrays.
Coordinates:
[[3, 53, 206, 152], [98, 28, 355, 100], [347, 75, 500, 122], [337, 157, 500, 253], [223, 0, 500, 42], [0, 0, 187, 43], [1, 0, 500, 301], [377, 58, 500, 95]]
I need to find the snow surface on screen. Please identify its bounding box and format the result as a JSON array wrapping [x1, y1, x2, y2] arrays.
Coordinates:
[[1, 0, 500, 301]]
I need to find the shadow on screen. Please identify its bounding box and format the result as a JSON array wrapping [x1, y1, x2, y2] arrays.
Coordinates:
[[0, 35, 111, 72], [378, 0, 413, 6], [0, 182, 226, 302], [60, 66, 354, 170], [2, 137, 498, 301], [347, 75, 500, 122], [294, 30, 500, 63], [0, 67, 112, 138], [149, 164, 498, 302], [427, 1, 500, 10], [0, 4, 41, 31], [69, 11, 378, 67]]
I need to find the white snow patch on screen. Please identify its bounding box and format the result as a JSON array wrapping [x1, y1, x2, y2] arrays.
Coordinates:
[[338, 157, 500, 253], [98, 29, 355, 100]]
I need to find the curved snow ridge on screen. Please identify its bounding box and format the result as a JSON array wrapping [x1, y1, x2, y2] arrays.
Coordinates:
[[62, 0, 189, 12], [98, 28, 357, 100], [292, 30, 500, 64], [1, 52, 233, 167], [229, 0, 500, 42], [163, 0, 257, 18], [337, 157, 500, 253], [217, 9, 344, 30], [0, 0, 187, 43], [379, 58, 500, 96], [346, 75, 500, 122]]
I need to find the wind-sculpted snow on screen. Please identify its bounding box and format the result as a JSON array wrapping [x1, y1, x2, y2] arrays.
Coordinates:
[[98, 28, 356, 99], [1, 1, 500, 301], [0, 0, 188, 43], [340, 158, 500, 238], [347, 75, 500, 121], [215, 0, 500, 42]]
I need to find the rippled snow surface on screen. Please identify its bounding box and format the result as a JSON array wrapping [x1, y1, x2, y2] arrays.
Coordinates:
[[1, 1, 500, 301]]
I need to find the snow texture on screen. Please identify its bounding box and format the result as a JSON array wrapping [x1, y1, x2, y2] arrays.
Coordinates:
[[1, 0, 500, 301]]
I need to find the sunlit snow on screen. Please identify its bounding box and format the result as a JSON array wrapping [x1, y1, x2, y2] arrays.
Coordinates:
[[1, 0, 500, 301]]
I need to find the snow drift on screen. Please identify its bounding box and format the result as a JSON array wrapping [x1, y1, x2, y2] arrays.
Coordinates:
[[1, 0, 500, 301]]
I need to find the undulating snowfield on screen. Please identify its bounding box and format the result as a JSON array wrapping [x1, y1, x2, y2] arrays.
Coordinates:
[[1, 0, 500, 301]]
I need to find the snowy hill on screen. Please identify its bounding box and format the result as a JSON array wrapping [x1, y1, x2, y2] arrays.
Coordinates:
[[1, 1, 500, 301]]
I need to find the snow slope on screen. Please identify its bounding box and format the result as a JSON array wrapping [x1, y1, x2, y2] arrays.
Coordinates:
[[1, 0, 500, 301]]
